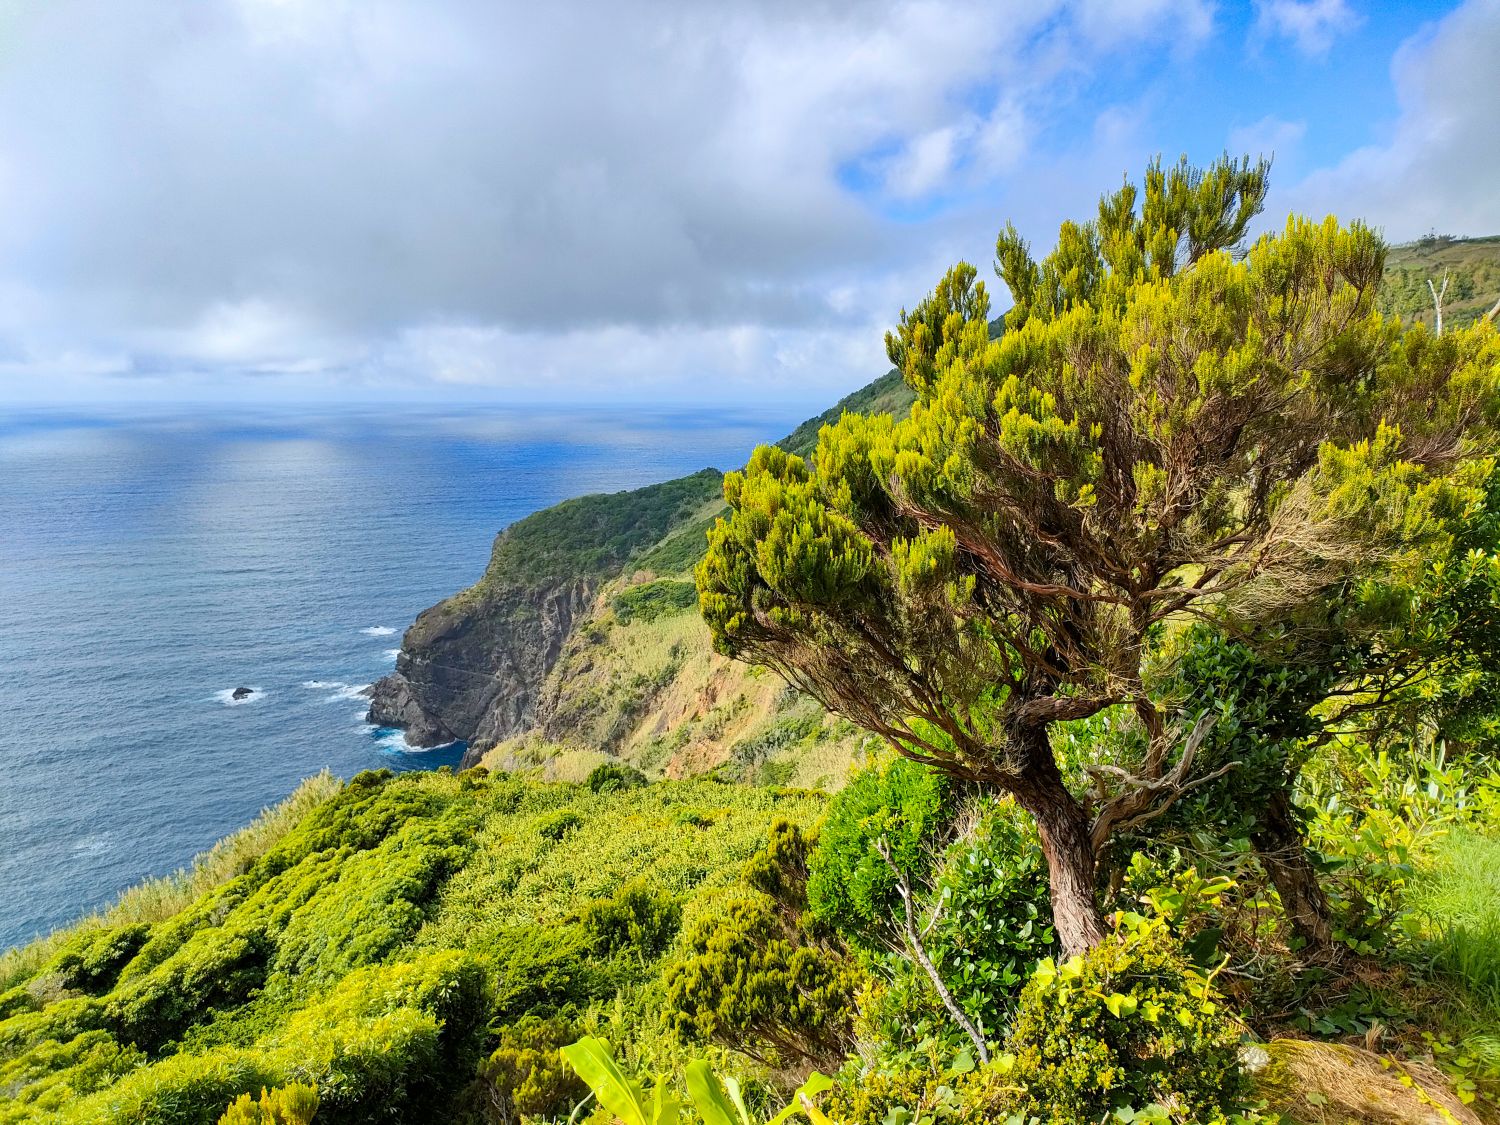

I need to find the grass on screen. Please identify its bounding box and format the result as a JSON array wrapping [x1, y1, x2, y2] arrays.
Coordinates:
[[1407, 829, 1500, 1012]]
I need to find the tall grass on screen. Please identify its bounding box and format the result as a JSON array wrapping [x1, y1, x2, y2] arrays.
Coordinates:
[[1408, 828, 1500, 1012], [0, 770, 342, 989]]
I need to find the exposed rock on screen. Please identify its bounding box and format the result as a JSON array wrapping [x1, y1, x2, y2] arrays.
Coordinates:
[[366, 576, 595, 755], [231, 687, 253, 701]]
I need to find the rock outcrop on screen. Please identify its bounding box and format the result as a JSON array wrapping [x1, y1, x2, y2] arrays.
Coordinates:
[[367, 577, 595, 753]]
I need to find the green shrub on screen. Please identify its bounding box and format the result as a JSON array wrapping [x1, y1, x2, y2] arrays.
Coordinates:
[[1007, 912, 1249, 1124], [106, 923, 273, 1048], [586, 763, 648, 793], [612, 578, 699, 623], [581, 882, 681, 958], [478, 1015, 586, 1124], [489, 925, 615, 1021], [217, 1083, 320, 1124], [537, 809, 584, 840], [662, 893, 856, 1068], [824, 1056, 1019, 1125], [807, 756, 950, 940], [45, 923, 152, 994], [926, 805, 1055, 1037]]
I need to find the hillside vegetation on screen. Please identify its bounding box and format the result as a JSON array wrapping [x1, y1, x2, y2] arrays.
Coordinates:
[[8, 161, 1500, 1125]]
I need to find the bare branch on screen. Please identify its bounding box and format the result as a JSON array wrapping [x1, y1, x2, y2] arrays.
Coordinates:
[[874, 838, 989, 1063]]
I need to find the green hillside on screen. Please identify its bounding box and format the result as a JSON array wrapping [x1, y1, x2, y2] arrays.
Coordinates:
[[1379, 234, 1500, 331]]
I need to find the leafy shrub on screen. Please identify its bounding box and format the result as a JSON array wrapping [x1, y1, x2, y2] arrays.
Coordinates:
[[807, 756, 950, 940], [824, 1053, 1019, 1125], [612, 578, 699, 623], [44, 923, 152, 994], [489, 925, 616, 1021], [217, 1083, 319, 1124], [586, 763, 648, 793], [1007, 912, 1249, 1124], [536, 809, 583, 840], [106, 922, 274, 1048], [662, 893, 856, 1067], [478, 1015, 586, 1124], [582, 882, 682, 958]]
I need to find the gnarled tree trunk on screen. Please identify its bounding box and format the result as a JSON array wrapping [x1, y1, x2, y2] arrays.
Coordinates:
[[1253, 789, 1334, 953], [1009, 726, 1108, 959]]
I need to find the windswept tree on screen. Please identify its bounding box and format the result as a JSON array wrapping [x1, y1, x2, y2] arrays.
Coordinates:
[[697, 156, 1500, 958]]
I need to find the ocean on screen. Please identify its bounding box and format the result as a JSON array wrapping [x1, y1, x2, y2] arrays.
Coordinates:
[[0, 404, 802, 951]]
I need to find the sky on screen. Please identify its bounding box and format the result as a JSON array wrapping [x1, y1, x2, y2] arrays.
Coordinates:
[[0, 0, 1495, 409]]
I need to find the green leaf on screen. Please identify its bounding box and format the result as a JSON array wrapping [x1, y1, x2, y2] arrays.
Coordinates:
[[687, 1061, 741, 1125], [561, 1037, 650, 1125]]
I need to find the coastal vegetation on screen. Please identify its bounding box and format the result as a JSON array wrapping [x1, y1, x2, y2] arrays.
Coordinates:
[[4, 156, 1500, 1123]]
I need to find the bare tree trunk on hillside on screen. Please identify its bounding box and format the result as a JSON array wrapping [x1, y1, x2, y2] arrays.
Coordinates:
[[1428, 272, 1450, 335]]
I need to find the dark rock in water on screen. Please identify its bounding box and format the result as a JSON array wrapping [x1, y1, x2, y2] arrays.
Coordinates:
[[231, 687, 253, 701]]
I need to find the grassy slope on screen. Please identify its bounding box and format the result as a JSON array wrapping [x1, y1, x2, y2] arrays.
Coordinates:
[[0, 769, 822, 1124], [1379, 235, 1500, 332]]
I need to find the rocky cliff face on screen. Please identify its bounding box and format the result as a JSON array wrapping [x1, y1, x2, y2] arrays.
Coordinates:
[[367, 577, 596, 751], [366, 468, 727, 759], [367, 374, 920, 771]]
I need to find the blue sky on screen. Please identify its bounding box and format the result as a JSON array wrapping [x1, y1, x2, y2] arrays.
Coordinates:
[[0, 0, 1494, 408]]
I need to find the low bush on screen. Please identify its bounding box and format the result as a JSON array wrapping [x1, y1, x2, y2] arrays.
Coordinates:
[[582, 882, 682, 958], [477, 1015, 585, 1124], [1007, 911, 1250, 1124], [217, 1083, 319, 1125]]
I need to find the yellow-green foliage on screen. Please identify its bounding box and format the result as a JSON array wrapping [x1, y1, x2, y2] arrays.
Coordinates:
[[0, 770, 824, 1125], [1007, 912, 1248, 1124], [217, 1083, 318, 1125], [478, 1015, 585, 1122]]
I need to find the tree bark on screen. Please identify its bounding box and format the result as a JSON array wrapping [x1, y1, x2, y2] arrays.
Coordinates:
[[1009, 727, 1109, 959], [1253, 789, 1334, 953]]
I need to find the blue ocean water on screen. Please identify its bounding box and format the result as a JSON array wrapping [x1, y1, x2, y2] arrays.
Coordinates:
[[0, 404, 801, 951]]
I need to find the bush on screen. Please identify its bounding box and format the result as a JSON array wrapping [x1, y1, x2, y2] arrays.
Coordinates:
[[926, 806, 1055, 1038], [586, 763, 648, 793], [662, 893, 856, 1068], [612, 578, 698, 623], [807, 756, 950, 940], [581, 882, 681, 958], [478, 1015, 586, 1124], [217, 1083, 319, 1124], [1007, 912, 1249, 1124], [536, 809, 583, 841], [45, 923, 152, 994]]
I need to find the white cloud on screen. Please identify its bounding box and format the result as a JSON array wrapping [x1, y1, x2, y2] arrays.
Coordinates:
[[1253, 0, 1359, 56], [0, 0, 1226, 403], [1285, 0, 1500, 240]]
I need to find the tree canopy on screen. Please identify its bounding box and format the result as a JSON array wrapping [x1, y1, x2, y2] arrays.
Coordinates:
[[697, 155, 1500, 957]]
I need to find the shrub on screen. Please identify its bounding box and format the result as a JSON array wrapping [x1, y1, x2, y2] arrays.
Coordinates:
[[478, 1015, 586, 1124], [807, 756, 950, 940], [581, 882, 681, 958], [926, 806, 1055, 1039], [218, 1083, 320, 1124], [612, 578, 699, 623], [586, 763, 648, 793], [106, 922, 273, 1048], [537, 809, 584, 841], [1007, 912, 1249, 1124], [662, 893, 856, 1068], [489, 925, 616, 1021], [45, 923, 152, 994]]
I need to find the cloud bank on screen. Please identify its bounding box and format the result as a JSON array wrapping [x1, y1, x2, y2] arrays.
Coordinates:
[[0, 0, 1492, 403]]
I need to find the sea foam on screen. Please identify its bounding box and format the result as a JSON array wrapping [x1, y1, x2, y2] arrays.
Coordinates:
[[361, 625, 396, 636], [213, 687, 264, 706]]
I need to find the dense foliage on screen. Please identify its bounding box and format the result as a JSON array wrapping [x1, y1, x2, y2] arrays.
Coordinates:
[[0, 770, 823, 1124]]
